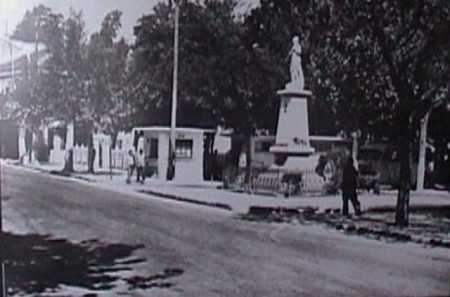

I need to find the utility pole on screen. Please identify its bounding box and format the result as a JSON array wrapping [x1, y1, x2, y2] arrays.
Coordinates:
[[34, 19, 40, 74], [1, 20, 8, 297], [167, 2, 179, 180], [416, 101, 450, 191], [26, 19, 40, 164], [9, 42, 14, 88], [416, 112, 430, 191], [0, 124, 6, 297], [6, 20, 15, 92], [351, 131, 360, 170]]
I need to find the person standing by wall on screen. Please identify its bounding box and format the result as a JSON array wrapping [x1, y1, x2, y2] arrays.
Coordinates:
[[126, 149, 136, 184], [136, 148, 145, 184], [341, 157, 361, 216]]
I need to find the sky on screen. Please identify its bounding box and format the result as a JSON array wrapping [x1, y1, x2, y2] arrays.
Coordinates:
[[0, 0, 163, 64], [0, 0, 160, 41], [0, 0, 259, 64]]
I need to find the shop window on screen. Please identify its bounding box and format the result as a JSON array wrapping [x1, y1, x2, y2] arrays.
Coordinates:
[[176, 139, 193, 159], [255, 140, 275, 152], [149, 138, 158, 159]]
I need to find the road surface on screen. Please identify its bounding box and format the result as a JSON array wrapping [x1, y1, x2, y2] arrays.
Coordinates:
[[2, 165, 449, 296]]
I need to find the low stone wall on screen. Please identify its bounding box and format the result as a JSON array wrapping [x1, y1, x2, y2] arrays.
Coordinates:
[[234, 168, 327, 196]]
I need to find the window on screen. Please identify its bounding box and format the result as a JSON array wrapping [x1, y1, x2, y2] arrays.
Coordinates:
[[149, 138, 158, 159], [255, 140, 275, 152], [359, 149, 382, 161], [175, 139, 193, 159]]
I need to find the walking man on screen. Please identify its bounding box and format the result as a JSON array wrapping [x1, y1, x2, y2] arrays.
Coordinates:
[[341, 157, 361, 216]]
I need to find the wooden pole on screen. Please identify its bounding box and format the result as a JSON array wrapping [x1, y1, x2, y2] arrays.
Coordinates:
[[417, 112, 430, 191], [0, 124, 6, 297], [167, 3, 179, 180]]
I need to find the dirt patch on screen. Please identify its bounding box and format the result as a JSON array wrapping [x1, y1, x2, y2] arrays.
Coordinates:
[[125, 268, 184, 290], [240, 207, 450, 248], [0, 232, 184, 295]]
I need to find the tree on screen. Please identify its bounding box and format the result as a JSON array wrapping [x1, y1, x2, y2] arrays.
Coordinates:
[[244, 0, 343, 136], [85, 10, 131, 172], [10, 5, 67, 164], [12, 6, 132, 173], [131, 1, 214, 128], [12, 4, 54, 43], [244, 0, 450, 225], [132, 0, 283, 181], [329, 0, 450, 226]]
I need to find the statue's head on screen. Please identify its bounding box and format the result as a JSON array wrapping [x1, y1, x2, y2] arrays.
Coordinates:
[[293, 36, 300, 44]]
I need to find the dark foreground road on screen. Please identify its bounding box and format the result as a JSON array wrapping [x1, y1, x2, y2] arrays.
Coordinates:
[[2, 165, 449, 297]]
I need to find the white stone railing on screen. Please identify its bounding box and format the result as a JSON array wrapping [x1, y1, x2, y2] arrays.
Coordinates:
[[73, 145, 88, 165], [235, 167, 327, 196], [111, 149, 130, 170]]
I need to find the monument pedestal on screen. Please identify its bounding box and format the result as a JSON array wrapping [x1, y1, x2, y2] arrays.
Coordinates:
[[270, 83, 315, 173]]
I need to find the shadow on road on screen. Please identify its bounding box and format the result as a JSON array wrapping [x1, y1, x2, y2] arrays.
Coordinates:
[[1, 232, 149, 295]]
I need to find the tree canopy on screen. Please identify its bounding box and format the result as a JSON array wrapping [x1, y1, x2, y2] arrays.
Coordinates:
[[242, 0, 450, 225], [131, 0, 282, 134], [12, 7, 131, 136], [330, 0, 450, 225]]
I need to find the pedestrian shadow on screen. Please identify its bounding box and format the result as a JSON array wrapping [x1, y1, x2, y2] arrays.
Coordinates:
[[1, 232, 147, 295]]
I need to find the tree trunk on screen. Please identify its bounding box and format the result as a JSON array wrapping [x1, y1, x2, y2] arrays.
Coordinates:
[[87, 131, 95, 174], [62, 121, 75, 173], [223, 135, 243, 189], [395, 118, 411, 227], [110, 130, 119, 178], [25, 128, 33, 163], [63, 148, 74, 173]]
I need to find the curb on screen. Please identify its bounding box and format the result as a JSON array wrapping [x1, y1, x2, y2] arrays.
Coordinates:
[[11, 163, 232, 211], [138, 189, 232, 211], [368, 204, 450, 212], [48, 169, 97, 183], [247, 206, 318, 217], [11, 163, 99, 183], [333, 223, 450, 249]]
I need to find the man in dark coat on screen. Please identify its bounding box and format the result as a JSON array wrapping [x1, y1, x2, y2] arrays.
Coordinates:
[[341, 157, 361, 216]]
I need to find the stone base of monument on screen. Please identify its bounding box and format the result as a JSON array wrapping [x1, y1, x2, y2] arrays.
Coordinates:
[[270, 154, 317, 173], [265, 83, 327, 195], [270, 83, 315, 170], [263, 155, 325, 195]]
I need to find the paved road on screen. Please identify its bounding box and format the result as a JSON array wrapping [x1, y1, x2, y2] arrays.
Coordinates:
[[2, 166, 449, 297]]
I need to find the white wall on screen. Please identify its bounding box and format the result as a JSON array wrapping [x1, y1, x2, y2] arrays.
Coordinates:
[[50, 135, 65, 165], [174, 131, 204, 184], [18, 125, 26, 158], [93, 133, 111, 170], [49, 129, 114, 171], [142, 130, 206, 182], [66, 122, 74, 150], [158, 133, 169, 180], [111, 132, 133, 170]]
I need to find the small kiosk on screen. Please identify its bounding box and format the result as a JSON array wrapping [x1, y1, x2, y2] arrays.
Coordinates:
[[131, 126, 214, 183]]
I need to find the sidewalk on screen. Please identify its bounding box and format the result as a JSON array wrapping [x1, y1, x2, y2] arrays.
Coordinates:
[[9, 161, 450, 215], [130, 183, 450, 214]]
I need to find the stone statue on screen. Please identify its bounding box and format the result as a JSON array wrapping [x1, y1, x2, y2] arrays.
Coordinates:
[[288, 36, 304, 90]]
